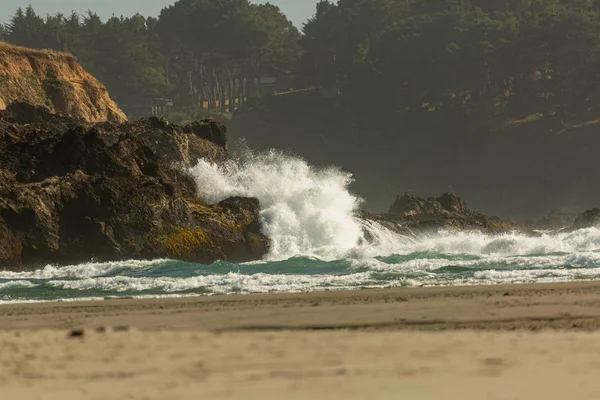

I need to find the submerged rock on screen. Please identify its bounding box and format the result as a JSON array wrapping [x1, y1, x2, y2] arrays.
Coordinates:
[[0, 103, 268, 270]]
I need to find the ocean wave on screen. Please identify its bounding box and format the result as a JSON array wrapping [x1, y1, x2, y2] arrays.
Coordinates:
[[48, 271, 379, 294], [0, 280, 38, 290], [0, 259, 170, 280], [403, 228, 600, 256], [188, 150, 367, 261]]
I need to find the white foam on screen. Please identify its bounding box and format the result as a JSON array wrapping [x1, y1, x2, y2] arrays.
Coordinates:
[[49, 271, 379, 295], [187, 149, 600, 263], [401, 228, 600, 257], [0, 280, 37, 290], [0, 293, 208, 305], [0, 259, 167, 280], [188, 150, 368, 260]]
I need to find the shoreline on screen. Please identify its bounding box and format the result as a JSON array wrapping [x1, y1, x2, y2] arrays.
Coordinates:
[[3, 280, 600, 331], [3, 281, 600, 399], [0, 277, 596, 305]]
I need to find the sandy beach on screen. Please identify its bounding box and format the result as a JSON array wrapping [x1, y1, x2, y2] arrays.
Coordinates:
[[3, 282, 600, 399]]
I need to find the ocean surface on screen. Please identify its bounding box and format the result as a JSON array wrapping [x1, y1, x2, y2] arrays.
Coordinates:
[[3, 150, 600, 304]]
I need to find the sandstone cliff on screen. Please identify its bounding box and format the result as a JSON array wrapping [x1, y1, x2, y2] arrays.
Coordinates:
[[0, 42, 126, 123]]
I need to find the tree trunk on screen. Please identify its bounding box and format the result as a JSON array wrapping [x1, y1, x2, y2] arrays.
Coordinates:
[[227, 65, 234, 112], [199, 59, 205, 110]]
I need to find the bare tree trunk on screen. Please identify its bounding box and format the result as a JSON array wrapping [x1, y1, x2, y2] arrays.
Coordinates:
[[198, 58, 205, 110], [218, 77, 225, 113], [242, 77, 247, 105], [224, 78, 230, 112], [209, 68, 217, 109], [226, 65, 234, 112], [187, 70, 194, 107]]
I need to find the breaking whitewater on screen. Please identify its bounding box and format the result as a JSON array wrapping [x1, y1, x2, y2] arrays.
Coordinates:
[[3, 150, 600, 304]]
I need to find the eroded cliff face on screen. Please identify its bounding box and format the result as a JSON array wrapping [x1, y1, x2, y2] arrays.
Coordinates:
[[0, 42, 126, 123]]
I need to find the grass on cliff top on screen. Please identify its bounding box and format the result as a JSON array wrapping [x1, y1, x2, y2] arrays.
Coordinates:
[[0, 41, 74, 58]]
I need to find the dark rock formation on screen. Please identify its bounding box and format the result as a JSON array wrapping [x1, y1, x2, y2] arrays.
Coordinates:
[[536, 210, 577, 231], [388, 192, 470, 217], [0, 102, 268, 270], [373, 192, 526, 234], [571, 208, 600, 231]]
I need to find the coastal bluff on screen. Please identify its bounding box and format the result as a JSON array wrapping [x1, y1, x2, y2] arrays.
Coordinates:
[[0, 42, 126, 123], [0, 103, 268, 269]]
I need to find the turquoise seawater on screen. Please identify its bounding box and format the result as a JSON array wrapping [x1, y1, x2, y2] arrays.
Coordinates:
[[3, 243, 600, 303]]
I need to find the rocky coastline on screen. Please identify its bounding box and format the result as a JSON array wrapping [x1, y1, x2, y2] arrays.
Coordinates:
[[1, 102, 599, 270], [362, 192, 597, 238], [0, 102, 267, 269]]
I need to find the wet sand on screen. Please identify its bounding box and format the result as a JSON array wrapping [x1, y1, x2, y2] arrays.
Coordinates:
[[3, 282, 600, 399]]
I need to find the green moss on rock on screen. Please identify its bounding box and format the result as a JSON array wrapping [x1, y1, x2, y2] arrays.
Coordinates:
[[163, 228, 218, 260]]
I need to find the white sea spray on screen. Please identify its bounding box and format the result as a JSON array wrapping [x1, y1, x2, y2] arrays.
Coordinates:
[[3, 150, 600, 303]]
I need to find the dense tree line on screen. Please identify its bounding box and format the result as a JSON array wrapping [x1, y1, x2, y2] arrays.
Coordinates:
[[0, 2, 300, 113], [2, 0, 600, 125], [229, 0, 600, 218], [299, 0, 600, 126]]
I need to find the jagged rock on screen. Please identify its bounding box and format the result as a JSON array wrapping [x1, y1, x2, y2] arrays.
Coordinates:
[[382, 192, 524, 234], [571, 208, 600, 230], [536, 210, 577, 230], [184, 120, 228, 148], [388, 192, 471, 217], [0, 104, 268, 270], [388, 193, 430, 216], [438, 192, 469, 214]]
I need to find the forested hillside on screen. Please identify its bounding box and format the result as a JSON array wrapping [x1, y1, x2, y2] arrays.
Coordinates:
[[0, 1, 299, 113], [301, 0, 600, 121], [3, 0, 600, 217]]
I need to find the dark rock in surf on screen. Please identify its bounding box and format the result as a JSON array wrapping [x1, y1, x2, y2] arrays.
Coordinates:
[[0, 102, 268, 270], [570, 208, 600, 231], [438, 192, 469, 214], [536, 209, 577, 230], [377, 192, 525, 234], [387, 193, 432, 217]]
